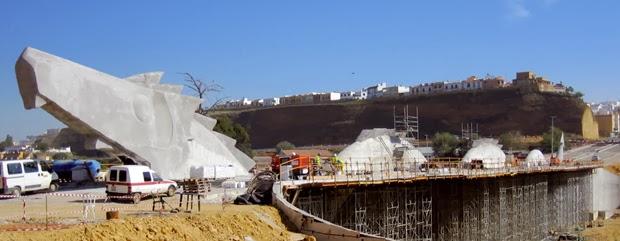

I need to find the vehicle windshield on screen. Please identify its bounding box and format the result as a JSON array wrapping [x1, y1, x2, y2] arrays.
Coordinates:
[[152, 172, 163, 181]]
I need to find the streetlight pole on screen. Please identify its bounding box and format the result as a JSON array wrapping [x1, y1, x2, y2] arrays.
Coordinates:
[[551, 116, 556, 156]]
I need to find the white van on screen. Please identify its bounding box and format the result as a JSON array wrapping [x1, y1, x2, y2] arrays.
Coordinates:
[[105, 165, 177, 203], [0, 159, 59, 196]]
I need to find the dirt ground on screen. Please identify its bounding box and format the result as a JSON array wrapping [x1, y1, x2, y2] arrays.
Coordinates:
[[582, 215, 620, 241], [605, 162, 620, 175], [0, 204, 304, 241]]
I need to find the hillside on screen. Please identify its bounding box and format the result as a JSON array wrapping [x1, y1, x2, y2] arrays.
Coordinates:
[[214, 89, 592, 149]]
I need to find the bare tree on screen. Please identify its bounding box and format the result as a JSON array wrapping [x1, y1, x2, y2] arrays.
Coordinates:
[[180, 72, 226, 115]]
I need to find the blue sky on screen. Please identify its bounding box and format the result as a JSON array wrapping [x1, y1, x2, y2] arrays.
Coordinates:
[[0, 1, 618, 140]]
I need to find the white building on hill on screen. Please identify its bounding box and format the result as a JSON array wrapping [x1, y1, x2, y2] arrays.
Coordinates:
[[365, 83, 387, 99]]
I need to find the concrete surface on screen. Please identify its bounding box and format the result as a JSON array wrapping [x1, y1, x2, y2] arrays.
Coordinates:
[[566, 143, 620, 213]]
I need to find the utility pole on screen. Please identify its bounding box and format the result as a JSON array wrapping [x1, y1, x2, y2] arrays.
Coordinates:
[[551, 116, 557, 156]]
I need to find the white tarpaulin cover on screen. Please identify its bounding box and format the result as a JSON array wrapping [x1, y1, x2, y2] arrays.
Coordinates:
[[338, 130, 427, 172], [524, 149, 548, 167], [462, 138, 506, 168]]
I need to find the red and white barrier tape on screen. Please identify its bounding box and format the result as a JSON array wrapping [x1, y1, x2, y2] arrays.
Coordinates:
[[0, 193, 146, 200], [0, 224, 71, 232]]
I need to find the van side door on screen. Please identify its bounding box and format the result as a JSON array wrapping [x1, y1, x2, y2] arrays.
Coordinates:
[[36, 161, 52, 189], [141, 171, 154, 194], [117, 169, 129, 194], [151, 172, 165, 193], [22, 161, 42, 191]]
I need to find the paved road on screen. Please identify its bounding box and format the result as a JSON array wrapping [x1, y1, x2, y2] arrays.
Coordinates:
[[565, 143, 620, 163]]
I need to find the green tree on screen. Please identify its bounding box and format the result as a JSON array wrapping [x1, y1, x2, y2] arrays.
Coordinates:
[[540, 127, 571, 153], [432, 132, 459, 157], [574, 91, 584, 99], [0, 135, 14, 151], [33, 139, 49, 152], [213, 116, 254, 157], [499, 131, 526, 151], [275, 141, 296, 152]]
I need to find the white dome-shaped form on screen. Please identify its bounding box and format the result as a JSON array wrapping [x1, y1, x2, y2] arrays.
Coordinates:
[[403, 149, 427, 163], [338, 134, 427, 173], [524, 149, 548, 167], [462, 142, 506, 169]]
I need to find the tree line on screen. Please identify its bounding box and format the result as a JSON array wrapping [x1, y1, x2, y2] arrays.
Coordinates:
[[431, 127, 570, 157]]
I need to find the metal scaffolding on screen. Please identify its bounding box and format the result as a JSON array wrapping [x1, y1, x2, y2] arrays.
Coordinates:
[[394, 105, 420, 145], [292, 170, 593, 241]]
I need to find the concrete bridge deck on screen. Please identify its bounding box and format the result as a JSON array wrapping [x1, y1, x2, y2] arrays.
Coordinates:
[[280, 161, 602, 189]]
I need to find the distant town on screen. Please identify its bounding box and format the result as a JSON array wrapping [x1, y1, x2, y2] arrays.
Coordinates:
[[215, 71, 571, 110]]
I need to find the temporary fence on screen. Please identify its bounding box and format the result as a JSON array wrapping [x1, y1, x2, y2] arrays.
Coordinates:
[[0, 192, 166, 228]]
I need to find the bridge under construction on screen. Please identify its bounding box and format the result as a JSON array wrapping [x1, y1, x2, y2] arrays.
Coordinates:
[[278, 162, 599, 241]]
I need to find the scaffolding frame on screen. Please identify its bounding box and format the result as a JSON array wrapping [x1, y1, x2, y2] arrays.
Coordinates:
[[292, 170, 592, 241], [394, 105, 420, 145]]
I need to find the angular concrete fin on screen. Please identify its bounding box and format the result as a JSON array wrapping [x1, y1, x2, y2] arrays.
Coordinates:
[[180, 95, 203, 114], [124, 72, 164, 86], [84, 137, 113, 150], [152, 84, 183, 94], [193, 113, 217, 130], [214, 130, 238, 146], [15, 47, 40, 109], [34, 95, 48, 108]]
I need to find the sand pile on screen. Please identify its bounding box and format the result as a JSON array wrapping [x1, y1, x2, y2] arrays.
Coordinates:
[[2, 205, 297, 241]]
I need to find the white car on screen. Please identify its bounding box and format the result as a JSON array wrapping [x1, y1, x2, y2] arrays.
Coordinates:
[[0, 159, 59, 196], [105, 165, 177, 203]]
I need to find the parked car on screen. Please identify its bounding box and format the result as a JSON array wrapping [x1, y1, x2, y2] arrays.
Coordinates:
[[0, 159, 59, 196], [105, 165, 177, 203]]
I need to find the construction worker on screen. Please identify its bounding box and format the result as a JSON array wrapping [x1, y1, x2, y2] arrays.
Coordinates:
[[331, 153, 344, 175], [313, 153, 322, 176]]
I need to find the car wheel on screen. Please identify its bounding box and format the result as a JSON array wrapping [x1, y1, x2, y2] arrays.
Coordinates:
[[166, 186, 176, 197], [132, 193, 142, 204], [48, 183, 59, 193], [11, 187, 21, 197]]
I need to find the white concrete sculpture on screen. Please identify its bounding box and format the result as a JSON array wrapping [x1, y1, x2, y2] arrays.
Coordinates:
[[15, 47, 254, 179]]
